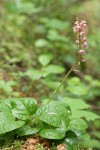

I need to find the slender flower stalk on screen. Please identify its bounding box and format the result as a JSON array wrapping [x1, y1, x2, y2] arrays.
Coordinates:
[[47, 58, 80, 103], [47, 18, 87, 104]]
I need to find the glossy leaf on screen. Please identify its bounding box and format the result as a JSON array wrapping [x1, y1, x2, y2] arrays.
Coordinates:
[[39, 121, 66, 139], [0, 111, 24, 134], [61, 130, 78, 150], [0, 98, 37, 121], [16, 123, 42, 136], [36, 101, 70, 128], [11, 98, 37, 120], [69, 118, 88, 131]]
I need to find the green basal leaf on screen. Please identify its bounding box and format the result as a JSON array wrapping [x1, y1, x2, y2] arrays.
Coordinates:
[[61, 130, 78, 150], [0, 111, 24, 134], [38, 54, 53, 66], [39, 121, 66, 139], [16, 122, 42, 136], [36, 101, 70, 128], [0, 98, 37, 121], [69, 118, 88, 131], [11, 98, 37, 120]]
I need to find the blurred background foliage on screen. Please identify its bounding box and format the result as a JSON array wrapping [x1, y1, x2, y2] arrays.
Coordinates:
[[0, 0, 100, 149]]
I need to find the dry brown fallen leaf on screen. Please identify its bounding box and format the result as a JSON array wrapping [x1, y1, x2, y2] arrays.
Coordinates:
[[57, 144, 66, 150], [26, 138, 39, 145], [21, 138, 39, 150]]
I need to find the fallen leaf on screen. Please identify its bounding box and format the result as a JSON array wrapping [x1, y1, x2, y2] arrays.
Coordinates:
[[57, 144, 66, 150]]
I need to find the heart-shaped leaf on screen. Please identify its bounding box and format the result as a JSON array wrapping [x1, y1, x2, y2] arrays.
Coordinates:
[[11, 98, 37, 120], [39, 121, 66, 139], [0, 98, 37, 121], [36, 101, 70, 128], [0, 111, 24, 134], [61, 130, 78, 150]]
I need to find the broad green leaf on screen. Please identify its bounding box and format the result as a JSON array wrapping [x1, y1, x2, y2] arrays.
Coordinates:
[[36, 101, 70, 128], [16, 123, 42, 136], [73, 110, 100, 121], [62, 97, 99, 121], [62, 97, 90, 110], [22, 98, 37, 115], [38, 54, 53, 66], [11, 98, 37, 120], [0, 111, 24, 134], [61, 131, 78, 150], [69, 118, 88, 131], [44, 64, 65, 75], [0, 98, 37, 121], [39, 121, 66, 139]]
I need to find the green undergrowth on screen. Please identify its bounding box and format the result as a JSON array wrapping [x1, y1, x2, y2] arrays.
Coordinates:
[[0, 98, 99, 149]]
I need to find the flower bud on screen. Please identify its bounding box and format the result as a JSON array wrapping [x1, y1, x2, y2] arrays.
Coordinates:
[[76, 40, 80, 44], [74, 21, 79, 26], [73, 27, 77, 32], [78, 49, 85, 55], [83, 42, 87, 48], [75, 25, 80, 30], [80, 31, 85, 36], [83, 24, 87, 28], [83, 37, 87, 41], [81, 21, 86, 24]]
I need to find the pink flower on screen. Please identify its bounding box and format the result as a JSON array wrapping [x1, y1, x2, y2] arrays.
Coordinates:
[[78, 49, 85, 55], [83, 37, 87, 41], [80, 31, 85, 36], [83, 24, 87, 28], [74, 21, 79, 25], [73, 27, 77, 32], [83, 42, 87, 48], [81, 21, 86, 24], [75, 25, 80, 30], [73, 18, 87, 61]]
